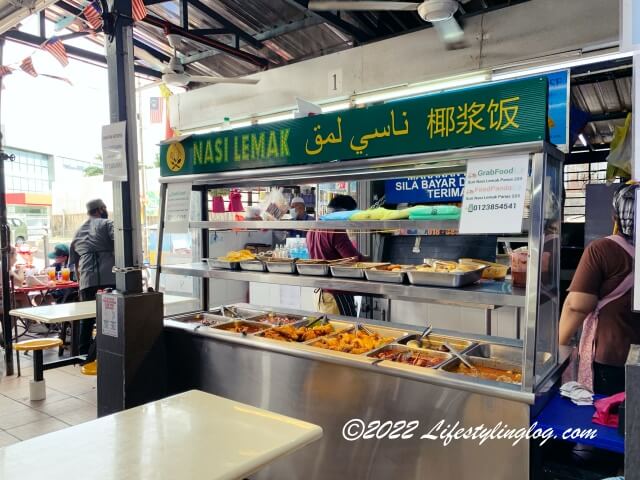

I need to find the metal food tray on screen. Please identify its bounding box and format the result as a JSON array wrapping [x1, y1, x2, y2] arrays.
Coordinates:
[[208, 305, 265, 320], [170, 312, 221, 326], [212, 320, 272, 335], [207, 258, 240, 270], [307, 323, 409, 354], [330, 263, 389, 279], [364, 267, 410, 284], [367, 344, 452, 369], [406, 266, 486, 288], [296, 262, 330, 276], [239, 259, 267, 272], [250, 312, 311, 325], [440, 356, 522, 384], [255, 319, 353, 343], [266, 260, 298, 274], [464, 343, 523, 364], [398, 334, 475, 354]]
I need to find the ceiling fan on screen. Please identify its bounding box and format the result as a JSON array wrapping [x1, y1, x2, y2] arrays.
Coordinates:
[[307, 0, 471, 49], [136, 34, 260, 90]]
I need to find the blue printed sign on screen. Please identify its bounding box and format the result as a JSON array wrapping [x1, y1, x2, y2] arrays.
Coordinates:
[[546, 70, 569, 151], [385, 173, 465, 204]]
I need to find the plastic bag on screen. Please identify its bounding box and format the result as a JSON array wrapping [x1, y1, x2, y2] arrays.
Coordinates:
[[606, 113, 632, 181], [261, 188, 288, 220]]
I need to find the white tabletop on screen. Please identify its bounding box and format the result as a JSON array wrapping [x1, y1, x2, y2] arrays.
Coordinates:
[[10, 294, 199, 324], [9, 301, 96, 323], [0, 390, 322, 480]]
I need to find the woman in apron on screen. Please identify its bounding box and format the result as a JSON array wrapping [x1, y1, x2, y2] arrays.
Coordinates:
[[559, 183, 639, 395]]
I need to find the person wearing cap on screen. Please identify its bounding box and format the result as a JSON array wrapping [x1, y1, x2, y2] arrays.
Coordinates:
[[70, 199, 116, 360], [48, 243, 70, 271], [559, 183, 640, 395], [288, 196, 312, 238], [46, 244, 75, 304]]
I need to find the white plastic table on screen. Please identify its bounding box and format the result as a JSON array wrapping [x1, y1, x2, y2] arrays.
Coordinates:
[[9, 295, 197, 323], [0, 390, 323, 480]]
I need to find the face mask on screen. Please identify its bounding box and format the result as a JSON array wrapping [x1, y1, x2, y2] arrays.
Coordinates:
[[289, 209, 297, 218], [101, 211, 109, 219]]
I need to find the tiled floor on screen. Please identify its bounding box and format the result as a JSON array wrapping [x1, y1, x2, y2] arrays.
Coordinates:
[[0, 352, 97, 447]]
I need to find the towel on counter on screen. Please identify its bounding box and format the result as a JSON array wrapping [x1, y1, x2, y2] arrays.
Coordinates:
[[320, 210, 363, 221], [560, 381, 594, 406], [408, 205, 461, 220]]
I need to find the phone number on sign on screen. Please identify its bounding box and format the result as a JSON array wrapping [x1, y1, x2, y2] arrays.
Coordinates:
[[467, 203, 517, 212], [341, 419, 597, 447]]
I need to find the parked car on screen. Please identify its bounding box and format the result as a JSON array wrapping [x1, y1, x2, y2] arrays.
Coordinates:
[[9, 218, 27, 245]]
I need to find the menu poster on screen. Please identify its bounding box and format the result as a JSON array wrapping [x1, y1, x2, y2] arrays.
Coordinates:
[[102, 121, 128, 182], [165, 182, 192, 234], [459, 155, 529, 234]]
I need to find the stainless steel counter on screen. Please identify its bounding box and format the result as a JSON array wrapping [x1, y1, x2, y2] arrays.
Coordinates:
[[160, 262, 525, 308]]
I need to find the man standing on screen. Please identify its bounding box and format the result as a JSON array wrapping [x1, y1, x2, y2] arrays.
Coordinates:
[[70, 199, 115, 358]]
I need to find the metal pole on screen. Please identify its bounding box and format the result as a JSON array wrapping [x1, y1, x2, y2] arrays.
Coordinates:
[[105, 0, 143, 292], [154, 182, 167, 292], [0, 37, 14, 375]]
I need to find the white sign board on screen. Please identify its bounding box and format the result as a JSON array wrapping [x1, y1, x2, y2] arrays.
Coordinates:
[[165, 182, 192, 234], [101, 295, 118, 338], [621, 0, 640, 52], [101, 121, 128, 182], [459, 155, 529, 234]]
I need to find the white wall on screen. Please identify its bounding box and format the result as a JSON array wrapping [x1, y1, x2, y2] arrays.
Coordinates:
[[171, 0, 618, 131]]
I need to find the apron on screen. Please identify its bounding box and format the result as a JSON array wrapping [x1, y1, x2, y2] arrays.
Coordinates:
[[577, 235, 634, 392]]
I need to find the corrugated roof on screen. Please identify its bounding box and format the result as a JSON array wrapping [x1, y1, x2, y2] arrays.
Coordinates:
[[35, 0, 530, 82], [571, 65, 631, 147]]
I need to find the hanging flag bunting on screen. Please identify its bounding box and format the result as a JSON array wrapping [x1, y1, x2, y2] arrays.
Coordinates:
[[54, 15, 77, 32], [42, 37, 69, 67], [150, 97, 163, 123], [0, 66, 13, 78], [82, 1, 103, 30], [41, 74, 73, 86], [20, 57, 38, 77], [132, 0, 148, 22]]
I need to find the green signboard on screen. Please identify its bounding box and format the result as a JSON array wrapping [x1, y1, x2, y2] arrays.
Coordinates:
[[161, 77, 548, 177]]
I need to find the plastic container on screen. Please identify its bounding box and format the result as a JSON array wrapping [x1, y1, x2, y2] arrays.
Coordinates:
[[511, 249, 528, 288]]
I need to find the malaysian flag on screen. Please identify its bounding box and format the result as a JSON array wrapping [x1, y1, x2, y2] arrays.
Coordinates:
[[150, 97, 163, 123], [82, 1, 103, 30], [20, 57, 37, 77], [132, 0, 147, 22], [0, 66, 13, 78], [42, 37, 69, 67]]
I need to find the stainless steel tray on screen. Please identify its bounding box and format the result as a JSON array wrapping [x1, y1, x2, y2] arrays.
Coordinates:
[[169, 312, 221, 326], [440, 356, 522, 385], [464, 343, 523, 363], [212, 320, 272, 335], [398, 334, 475, 353], [367, 344, 452, 369], [307, 323, 410, 355], [255, 319, 353, 343], [250, 312, 311, 326], [330, 263, 388, 279], [296, 262, 330, 276], [208, 305, 265, 320], [266, 260, 298, 274], [239, 259, 267, 272], [406, 266, 485, 287], [207, 258, 240, 270], [364, 267, 409, 284]]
